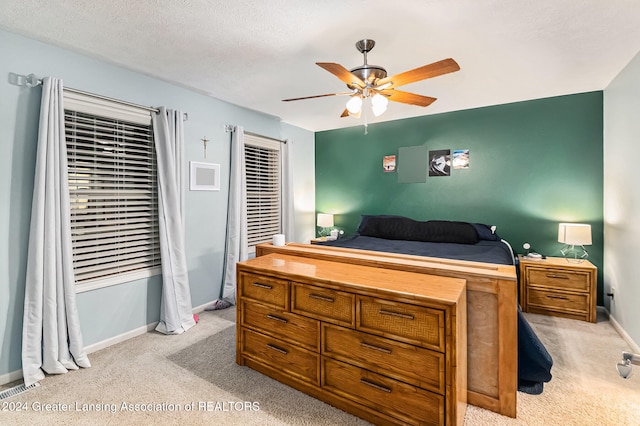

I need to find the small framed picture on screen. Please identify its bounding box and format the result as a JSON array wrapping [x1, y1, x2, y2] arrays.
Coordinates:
[[383, 155, 396, 172], [428, 149, 451, 177], [453, 149, 470, 169], [190, 161, 220, 191]]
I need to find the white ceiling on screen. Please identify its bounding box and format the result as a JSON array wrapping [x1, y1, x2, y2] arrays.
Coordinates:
[[1, 0, 639, 132]]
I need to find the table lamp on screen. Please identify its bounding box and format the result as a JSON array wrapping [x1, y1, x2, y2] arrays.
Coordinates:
[[317, 213, 334, 237], [558, 223, 592, 263]]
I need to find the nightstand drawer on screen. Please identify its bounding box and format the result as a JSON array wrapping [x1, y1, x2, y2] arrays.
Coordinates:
[[357, 296, 445, 352], [241, 328, 319, 385], [322, 323, 445, 394], [526, 268, 589, 292], [292, 282, 355, 327], [322, 358, 444, 426], [241, 301, 320, 351], [527, 288, 589, 313], [239, 272, 289, 309]]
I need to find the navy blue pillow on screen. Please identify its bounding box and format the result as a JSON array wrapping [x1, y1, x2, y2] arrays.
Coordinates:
[[356, 214, 405, 234], [472, 223, 501, 241], [358, 216, 480, 244]]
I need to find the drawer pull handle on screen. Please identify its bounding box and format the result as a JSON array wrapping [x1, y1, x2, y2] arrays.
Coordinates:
[[360, 378, 392, 393], [379, 309, 415, 320], [309, 293, 335, 303], [546, 274, 569, 280], [546, 294, 570, 300], [252, 282, 273, 290], [265, 314, 288, 324], [360, 341, 392, 354], [266, 344, 288, 355]]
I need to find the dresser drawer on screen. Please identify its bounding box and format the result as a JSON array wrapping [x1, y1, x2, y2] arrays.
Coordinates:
[[241, 301, 320, 351], [357, 296, 445, 352], [526, 268, 590, 292], [238, 272, 289, 309], [292, 282, 355, 327], [322, 358, 444, 426], [241, 328, 319, 385], [322, 324, 444, 394], [527, 288, 589, 313]]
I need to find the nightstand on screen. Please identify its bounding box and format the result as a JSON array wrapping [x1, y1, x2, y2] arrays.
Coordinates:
[[518, 255, 597, 323]]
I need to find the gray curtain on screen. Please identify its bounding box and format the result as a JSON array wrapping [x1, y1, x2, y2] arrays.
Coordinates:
[[281, 139, 295, 241], [22, 77, 91, 387], [209, 125, 247, 309], [152, 108, 195, 334]]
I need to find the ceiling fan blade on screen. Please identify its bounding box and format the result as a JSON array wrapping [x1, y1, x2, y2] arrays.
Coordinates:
[[316, 62, 366, 88], [376, 58, 460, 89], [381, 89, 437, 107], [282, 92, 353, 102], [340, 109, 349, 118]]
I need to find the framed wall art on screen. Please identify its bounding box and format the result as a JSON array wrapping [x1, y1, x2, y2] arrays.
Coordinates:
[[190, 161, 220, 191]]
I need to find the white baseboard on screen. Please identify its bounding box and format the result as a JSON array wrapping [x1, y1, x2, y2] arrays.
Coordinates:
[[85, 301, 215, 354], [193, 300, 215, 313], [84, 321, 159, 355], [608, 312, 640, 353], [0, 369, 24, 387], [2, 300, 218, 386]]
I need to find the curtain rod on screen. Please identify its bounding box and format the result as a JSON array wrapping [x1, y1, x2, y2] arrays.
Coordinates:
[[20, 73, 188, 121], [225, 124, 286, 144]]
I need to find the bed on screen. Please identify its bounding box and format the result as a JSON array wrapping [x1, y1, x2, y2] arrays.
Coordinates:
[[256, 215, 553, 418]]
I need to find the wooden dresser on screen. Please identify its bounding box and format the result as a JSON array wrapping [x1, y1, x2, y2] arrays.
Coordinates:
[[236, 253, 467, 426], [519, 255, 597, 322]]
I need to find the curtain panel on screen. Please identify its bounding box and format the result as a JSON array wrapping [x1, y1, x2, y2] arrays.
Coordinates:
[[152, 108, 196, 334], [209, 126, 248, 309], [281, 139, 295, 241], [22, 77, 91, 387]]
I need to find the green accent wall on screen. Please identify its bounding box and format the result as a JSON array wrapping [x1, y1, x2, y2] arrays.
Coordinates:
[[315, 91, 604, 303]]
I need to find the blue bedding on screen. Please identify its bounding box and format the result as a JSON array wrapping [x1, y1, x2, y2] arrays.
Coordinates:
[[317, 235, 515, 265], [317, 232, 553, 395]]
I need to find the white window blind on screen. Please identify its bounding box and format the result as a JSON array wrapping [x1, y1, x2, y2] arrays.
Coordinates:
[[64, 91, 160, 290], [244, 134, 281, 249]]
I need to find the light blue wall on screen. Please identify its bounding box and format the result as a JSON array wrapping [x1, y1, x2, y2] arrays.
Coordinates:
[[604, 51, 640, 350], [0, 29, 314, 380]]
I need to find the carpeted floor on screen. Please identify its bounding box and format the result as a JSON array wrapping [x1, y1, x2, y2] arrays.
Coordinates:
[[2, 308, 639, 425]]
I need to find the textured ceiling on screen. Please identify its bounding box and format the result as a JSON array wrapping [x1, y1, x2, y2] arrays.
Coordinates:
[[1, 0, 639, 131]]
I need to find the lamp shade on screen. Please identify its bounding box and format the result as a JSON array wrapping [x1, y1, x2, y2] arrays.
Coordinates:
[[317, 213, 334, 228], [558, 223, 592, 245], [346, 96, 363, 114]]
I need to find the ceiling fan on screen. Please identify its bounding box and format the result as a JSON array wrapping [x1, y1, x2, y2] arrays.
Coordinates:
[[283, 39, 460, 119]]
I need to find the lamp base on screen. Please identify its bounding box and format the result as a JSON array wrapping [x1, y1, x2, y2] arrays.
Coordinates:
[[561, 244, 589, 263]]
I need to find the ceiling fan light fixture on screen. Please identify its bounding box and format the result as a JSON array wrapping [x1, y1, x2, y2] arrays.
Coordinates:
[[371, 104, 387, 117], [283, 40, 460, 122], [371, 93, 388, 117], [346, 95, 363, 114], [371, 93, 388, 107]]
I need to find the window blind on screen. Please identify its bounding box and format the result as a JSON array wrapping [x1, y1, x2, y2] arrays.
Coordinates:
[[64, 93, 160, 288], [244, 134, 281, 248]]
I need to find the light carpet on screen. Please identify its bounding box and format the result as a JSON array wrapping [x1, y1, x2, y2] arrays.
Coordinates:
[[1, 308, 639, 425]]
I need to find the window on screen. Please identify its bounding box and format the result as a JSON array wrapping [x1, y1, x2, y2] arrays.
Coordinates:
[[244, 134, 281, 252], [64, 91, 160, 291]]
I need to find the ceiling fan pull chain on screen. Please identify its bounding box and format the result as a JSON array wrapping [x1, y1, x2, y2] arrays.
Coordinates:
[[363, 107, 368, 135]]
